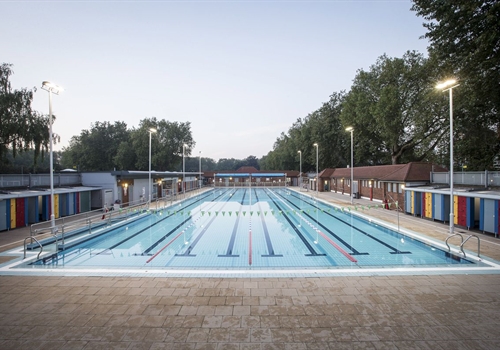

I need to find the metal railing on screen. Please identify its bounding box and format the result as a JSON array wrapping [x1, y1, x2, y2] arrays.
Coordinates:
[[25, 199, 153, 259], [431, 170, 500, 187], [213, 182, 288, 188]]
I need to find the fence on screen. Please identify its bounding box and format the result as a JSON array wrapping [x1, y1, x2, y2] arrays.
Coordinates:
[[431, 171, 500, 187], [0, 173, 82, 189]]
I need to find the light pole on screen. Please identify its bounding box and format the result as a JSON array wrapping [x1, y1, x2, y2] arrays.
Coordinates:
[[313, 143, 318, 197], [297, 150, 302, 189], [182, 143, 186, 196], [436, 79, 459, 235], [148, 128, 157, 203], [199, 151, 202, 190], [346, 127, 354, 204], [41, 81, 63, 230]]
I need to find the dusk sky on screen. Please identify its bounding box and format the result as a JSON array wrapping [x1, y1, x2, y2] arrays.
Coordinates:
[[3, 0, 429, 162]]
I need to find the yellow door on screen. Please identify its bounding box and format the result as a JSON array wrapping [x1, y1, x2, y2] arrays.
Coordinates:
[[454, 195, 458, 225], [54, 194, 59, 219], [10, 199, 16, 229], [410, 192, 414, 214], [425, 193, 432, 218]]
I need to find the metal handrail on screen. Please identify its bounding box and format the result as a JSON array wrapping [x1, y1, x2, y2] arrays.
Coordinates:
[[445, 233, 481, 258], [446, 233, 465, 254], [24, 236, 42, 259], [461, 235, 480, 258]]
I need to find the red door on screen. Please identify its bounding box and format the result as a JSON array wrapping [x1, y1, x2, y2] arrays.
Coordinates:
[[458, 196, 467, 226], [16, 198, 26, 227]]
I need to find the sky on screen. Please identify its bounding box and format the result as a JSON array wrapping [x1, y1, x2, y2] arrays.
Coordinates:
[[2, 0, 429, 162]]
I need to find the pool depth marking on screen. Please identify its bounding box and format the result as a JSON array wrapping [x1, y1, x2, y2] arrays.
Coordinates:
[[289, 192, 411, 255]]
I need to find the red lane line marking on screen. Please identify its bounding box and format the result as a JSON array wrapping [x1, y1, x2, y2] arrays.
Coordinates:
[[146, 231, 183, 264], [249, 230, 252, 265], [317, 231, 358, 263]]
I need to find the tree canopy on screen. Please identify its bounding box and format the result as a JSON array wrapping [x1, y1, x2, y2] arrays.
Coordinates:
[[62, 117, 195, 172], [0, 63, 52, 166], [412, 0, 500, 115], [261, 92, 346, 171], [341, 51, 447, 165], [411, 0, 500, 170]]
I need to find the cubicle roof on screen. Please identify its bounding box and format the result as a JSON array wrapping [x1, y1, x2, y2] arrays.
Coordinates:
[[214, 173, 286, 178]]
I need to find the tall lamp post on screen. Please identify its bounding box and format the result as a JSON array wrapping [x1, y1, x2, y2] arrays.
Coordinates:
[[346, 127, 354, 204], [313, 143, 318, 197], [436, 79, 459, 235], [41, 81, 63, 230], [297, 150, 302, 189], [148, 128, 157, 203], [182, 143, 186, 196], [199, 151, 202, 190]]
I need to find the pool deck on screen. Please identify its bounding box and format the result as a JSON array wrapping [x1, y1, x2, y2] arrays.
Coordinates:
[[0, 189, 499, 349]]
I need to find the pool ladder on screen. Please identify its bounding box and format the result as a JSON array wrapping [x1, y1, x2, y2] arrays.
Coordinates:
[[445, 233, 480, 258]]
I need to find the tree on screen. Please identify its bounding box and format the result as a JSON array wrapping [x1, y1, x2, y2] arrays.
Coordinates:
[[0, 63, 52, 166], [216, 158, 240, 171], [240, 156, 260, 170], [262, 92, 346, 172], [411, 0, 500, 115], [411, 0, 500, 170], [183, 156, 218, 172], [340, 51, 447, 165], [149, 118, 194, 171], [61, 121, 129, 171]]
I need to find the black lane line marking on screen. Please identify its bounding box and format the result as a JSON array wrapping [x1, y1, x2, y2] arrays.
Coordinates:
[[287, 192, 410, 255], [265, 189, 325, 257], [218, 211, 241, 257], [275, 191, 367, 256], [176, 190, 236, 257], [141, 189, 230, 255], [255, 189, 282, 257], [219, 188, 244, 257], [240, 189, 247, 205]]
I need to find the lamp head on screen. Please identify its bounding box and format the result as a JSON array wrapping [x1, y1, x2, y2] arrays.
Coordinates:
[[41, 81, 63, 94], [345, 126, 353, 132], [436, 79, 459, 90], [149, 128, 157, 133]]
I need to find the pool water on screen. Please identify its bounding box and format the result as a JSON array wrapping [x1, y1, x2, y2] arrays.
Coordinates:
[[31, 188, 477, 269]]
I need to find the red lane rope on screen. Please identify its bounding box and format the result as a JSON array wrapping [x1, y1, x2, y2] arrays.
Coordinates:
[[318, 231, 358, 263], [249, 230, 252, 265], [146, 231, 183, 264]]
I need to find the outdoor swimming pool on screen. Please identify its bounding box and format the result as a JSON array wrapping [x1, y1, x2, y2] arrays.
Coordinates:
[[24, 188, 487, 272]]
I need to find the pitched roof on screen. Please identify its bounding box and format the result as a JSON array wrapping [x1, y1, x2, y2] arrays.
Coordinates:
[[319, 168, 335, 178], [236, 166, 259, 173], [331, 162, 447, 182]]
